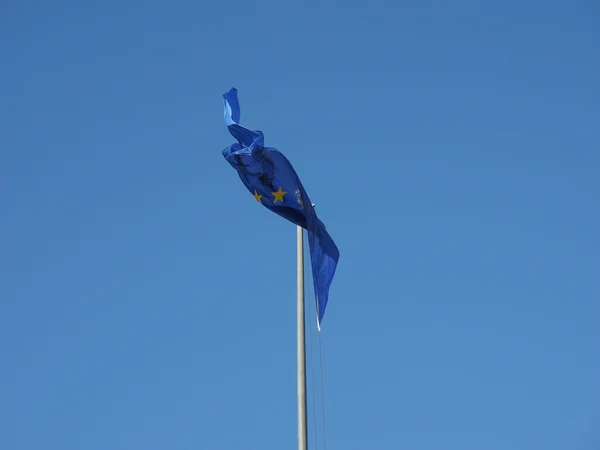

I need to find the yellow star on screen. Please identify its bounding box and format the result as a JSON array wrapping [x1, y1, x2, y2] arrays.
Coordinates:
[[272, 186, 287, 203], [253, 190, 262, 203]]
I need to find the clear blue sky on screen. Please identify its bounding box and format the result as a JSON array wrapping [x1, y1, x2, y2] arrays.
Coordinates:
[[1, 1, 599, 449]]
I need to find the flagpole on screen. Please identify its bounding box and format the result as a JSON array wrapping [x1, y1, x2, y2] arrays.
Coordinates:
[[297, 225, 308, 450]]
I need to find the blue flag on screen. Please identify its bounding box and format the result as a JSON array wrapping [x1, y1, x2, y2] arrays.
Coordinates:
[[221, 87, 339, 327]]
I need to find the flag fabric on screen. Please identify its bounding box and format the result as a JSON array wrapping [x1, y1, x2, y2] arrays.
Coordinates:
[[221, 87, 340, 327]]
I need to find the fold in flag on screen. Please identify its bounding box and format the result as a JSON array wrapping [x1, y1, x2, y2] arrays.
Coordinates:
[[221, 87, 340, 327]]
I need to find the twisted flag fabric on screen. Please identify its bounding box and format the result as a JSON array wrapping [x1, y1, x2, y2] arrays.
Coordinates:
[[221, 87, 339, 327]]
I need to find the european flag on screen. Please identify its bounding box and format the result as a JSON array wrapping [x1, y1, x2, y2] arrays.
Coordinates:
[[221, 87, 339, 327]]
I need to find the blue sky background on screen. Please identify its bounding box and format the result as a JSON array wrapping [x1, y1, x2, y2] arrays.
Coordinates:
[[1, 1, 599, 449]]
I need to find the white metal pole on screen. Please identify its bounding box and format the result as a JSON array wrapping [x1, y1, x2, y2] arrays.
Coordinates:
[[297, 225, 308, 450]]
